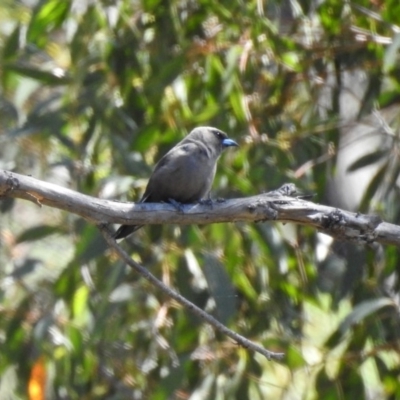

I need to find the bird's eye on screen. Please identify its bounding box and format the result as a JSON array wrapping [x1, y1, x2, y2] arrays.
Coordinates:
[[212, 129, 223, 138]]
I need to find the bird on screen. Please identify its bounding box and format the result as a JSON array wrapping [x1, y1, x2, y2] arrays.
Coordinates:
[[114, 126, 238, 239]]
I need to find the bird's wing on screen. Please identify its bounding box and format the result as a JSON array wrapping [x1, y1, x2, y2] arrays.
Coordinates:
[[140, 143, 199, 202]]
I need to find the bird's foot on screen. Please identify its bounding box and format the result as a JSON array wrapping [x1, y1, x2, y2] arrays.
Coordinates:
[[199, 198, 213, 207], [168, 198, 184, 213]]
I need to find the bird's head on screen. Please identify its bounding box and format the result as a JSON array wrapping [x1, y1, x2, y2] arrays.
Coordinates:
[[188, 126, 238, 153]]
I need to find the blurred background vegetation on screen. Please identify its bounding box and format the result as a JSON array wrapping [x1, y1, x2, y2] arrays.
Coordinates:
[[1, 0, 400, 399]]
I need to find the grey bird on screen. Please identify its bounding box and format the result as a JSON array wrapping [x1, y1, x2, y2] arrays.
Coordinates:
[[114, 126, 238, 239]]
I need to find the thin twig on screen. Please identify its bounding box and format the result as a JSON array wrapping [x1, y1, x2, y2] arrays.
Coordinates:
[[99, 224, 285, 361]]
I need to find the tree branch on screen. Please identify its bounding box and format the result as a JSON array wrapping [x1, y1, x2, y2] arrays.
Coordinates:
[[1, 169, 398, 246], [99, 224, 285, 361]]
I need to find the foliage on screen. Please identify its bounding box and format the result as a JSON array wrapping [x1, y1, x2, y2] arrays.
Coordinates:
[[1, 0, 400, 399]]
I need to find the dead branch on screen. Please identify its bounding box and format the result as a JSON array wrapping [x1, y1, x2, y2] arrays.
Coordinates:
[[0, 169, 398, 246]]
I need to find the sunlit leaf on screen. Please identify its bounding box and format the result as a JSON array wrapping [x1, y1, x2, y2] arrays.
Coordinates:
[[27, 0, 71, 47]]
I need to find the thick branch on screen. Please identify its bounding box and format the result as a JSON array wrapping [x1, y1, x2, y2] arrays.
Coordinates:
[[0, 169, 399, 246]]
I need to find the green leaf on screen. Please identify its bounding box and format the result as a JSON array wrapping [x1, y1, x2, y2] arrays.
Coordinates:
[[346, 148, 389, 172], [282, 51, 301, 72], [202, 253, 237, 324], [2, 25, 21, 61], [16, 225, 63, 243], [338, 298, 394, 335], [317, 1, 344, 35], [315, 368, 337, 400], [4, 63, 70, 85], [72, 285, 89, 327], [358, 160, 389, 212], [286, 346, 306, 369], [27, 0, 71, 47], [229, 89, 246, 122], [67, 325, 83, 353], [383, 32, 400, 73], [73, 224, 107, 265]]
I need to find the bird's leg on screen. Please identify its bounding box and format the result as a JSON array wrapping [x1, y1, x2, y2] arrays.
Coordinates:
[[168, 198, 185, 213]]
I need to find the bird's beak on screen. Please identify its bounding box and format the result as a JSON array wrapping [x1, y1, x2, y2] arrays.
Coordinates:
[[222, 138, 239, 147]]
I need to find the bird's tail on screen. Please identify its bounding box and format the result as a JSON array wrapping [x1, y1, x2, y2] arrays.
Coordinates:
[[114, 194, 149, 240], [114, 224, 143, 240]]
